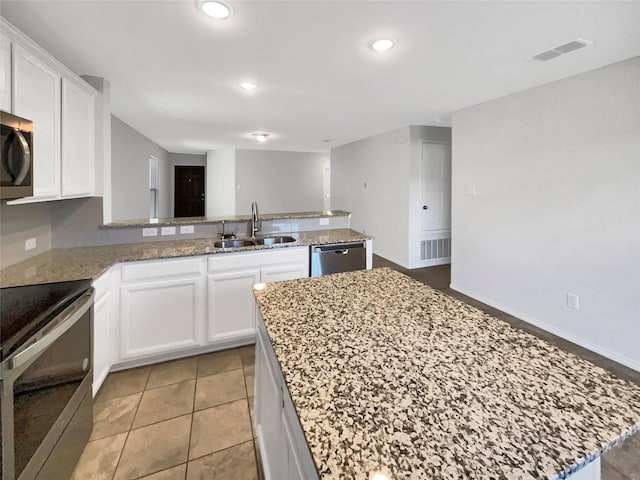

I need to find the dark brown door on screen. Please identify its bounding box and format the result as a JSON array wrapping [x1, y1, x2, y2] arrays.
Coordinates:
[[174, 166, 205, 217]]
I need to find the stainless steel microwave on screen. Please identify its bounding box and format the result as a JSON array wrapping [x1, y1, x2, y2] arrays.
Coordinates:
[[1, 111, 34, 200]]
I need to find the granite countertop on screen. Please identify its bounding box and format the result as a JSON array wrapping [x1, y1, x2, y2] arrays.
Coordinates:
[[0, 228, 370, 288], [252, 268, 640, 480], [101, 210, 350, 229]]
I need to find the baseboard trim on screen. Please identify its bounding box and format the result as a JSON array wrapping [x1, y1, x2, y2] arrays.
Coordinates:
[[449, 282, 640, 373]]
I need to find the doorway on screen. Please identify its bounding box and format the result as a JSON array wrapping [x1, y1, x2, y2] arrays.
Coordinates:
[[174, 166, 205, 217]]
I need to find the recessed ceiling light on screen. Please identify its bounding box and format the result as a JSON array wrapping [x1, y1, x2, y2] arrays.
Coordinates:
[[252, 133, 269, 143], [239, 82, 257, 91], [201, 1, 231, 19], [371, 38, 395, 52]]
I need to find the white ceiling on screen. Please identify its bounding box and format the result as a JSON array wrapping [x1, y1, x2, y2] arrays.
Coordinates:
[[1, 1, 639, 154]]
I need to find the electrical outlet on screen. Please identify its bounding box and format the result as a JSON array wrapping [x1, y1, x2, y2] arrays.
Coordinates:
[[25, 237, 37, 251], [161, 226, 176, 236], [180, 225, 194, 234], [319, 218, 330, 226], [567, 293, 580, 310], [142, 228, 158, 237]]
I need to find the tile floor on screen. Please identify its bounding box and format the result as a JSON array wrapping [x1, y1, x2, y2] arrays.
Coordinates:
[[72, 259, 639, 480], [71, 346, 258, 480]]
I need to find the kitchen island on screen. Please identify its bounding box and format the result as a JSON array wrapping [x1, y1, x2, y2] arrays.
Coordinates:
[[252, 268, 640, 480]]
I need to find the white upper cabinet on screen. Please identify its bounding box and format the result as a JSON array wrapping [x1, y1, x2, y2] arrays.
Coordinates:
[[0, 35, 10, 111], [2, 18, 100, 203], [61, 76, 95, 197], [12, 44, 61, 199]]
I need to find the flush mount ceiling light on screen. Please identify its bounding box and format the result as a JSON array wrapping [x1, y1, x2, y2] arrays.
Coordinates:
[[252, 133, 269, 143], [201, 1, 231, 19], [239, 81, 257, 91], [370, 38, 395, 52]]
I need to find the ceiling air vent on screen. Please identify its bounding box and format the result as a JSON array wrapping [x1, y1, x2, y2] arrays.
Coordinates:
[[529, 38, 592, 63]]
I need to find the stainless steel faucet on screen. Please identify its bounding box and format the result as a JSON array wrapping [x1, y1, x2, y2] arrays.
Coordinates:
[[251, 201, 261, 238]]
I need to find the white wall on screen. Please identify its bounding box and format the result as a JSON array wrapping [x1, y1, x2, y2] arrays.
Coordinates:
[[451, 56, 640, 370], [111, 116, 170, 220], [235, 149, 328, 215], [331, 126, 411, 267], [168, 153, 206, 216], [206, 149, 236, 216]]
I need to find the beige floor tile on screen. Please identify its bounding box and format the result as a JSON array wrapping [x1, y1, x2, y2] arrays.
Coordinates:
[[238, 345, 256, 367], [133, 380, 195, 428], [194, 369, 246, 411], [139, 463, 187, 479], [114, 414, 191, 480], [244, 366, 255, 397], [70, 432, 127, 480], [96, 367, 150, 402], [189, 399, 252, 460], [147, 357, 198, 389], [197, 349, 243, 377], [187, 441, 257, 480], [91, 393, 141, 441]]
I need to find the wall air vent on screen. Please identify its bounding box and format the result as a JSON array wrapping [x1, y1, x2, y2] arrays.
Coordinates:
[[420, 237, 451, 261], [529, 38, 592, 63]]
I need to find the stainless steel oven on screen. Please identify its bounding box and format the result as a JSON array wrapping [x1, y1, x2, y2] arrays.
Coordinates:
[[1, 111, 33, 200], [1, 280, 94, 480]]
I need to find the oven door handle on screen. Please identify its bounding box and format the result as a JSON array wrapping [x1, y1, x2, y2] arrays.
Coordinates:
[[8, 289, 94, 371]]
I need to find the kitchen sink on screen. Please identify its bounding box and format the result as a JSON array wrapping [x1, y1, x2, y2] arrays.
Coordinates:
[[214, 239, 256, 248], [254, 236, 297, 245]]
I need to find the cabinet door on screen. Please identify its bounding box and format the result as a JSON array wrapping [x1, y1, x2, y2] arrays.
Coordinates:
[[283, 412, 304, 480], [261, 262, 308, 283], [93, 290, 112, 396], [0, 36, 10, 111], [120, 277, 204, 359], [61, 76, 94, 197], [207, 268, 260, 342], [13, 44, 61, 198], [255, 336, 286, 480]]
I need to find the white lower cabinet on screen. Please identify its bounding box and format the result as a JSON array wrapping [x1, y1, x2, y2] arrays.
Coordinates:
[[208, 268, 261, 343], [255, 314, 318, 480], [119, 257, 206, 361], [207, 246, 309, 345], [92, 266, 119, 396]]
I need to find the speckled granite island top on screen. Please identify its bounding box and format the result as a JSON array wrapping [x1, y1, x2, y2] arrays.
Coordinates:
[[252, 268, 640, 480], [0, 228, 369, 287]]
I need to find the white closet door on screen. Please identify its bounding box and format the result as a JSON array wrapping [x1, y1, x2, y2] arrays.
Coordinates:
[[421, 143, 452, 232]]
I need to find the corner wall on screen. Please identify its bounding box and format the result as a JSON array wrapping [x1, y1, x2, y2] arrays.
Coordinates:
[[451, 57, 640, 370], [111, 116, 170, 220], [331, 126, 411, 267]]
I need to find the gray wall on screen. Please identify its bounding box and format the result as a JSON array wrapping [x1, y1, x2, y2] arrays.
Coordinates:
[[450, 56, 640, 370], [168, 153, 206, 217], [0, 202, 52, 269], [331, 126, 412, 267], [235, 149, 328, 215], [111, 116, 170, 220]]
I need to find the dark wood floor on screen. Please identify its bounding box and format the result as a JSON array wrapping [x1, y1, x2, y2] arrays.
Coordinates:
[[373, 255, 640, 480]]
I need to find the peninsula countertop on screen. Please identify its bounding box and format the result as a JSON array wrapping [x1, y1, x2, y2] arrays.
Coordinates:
[[252, 268, 640, 480], [0, 228, 370, 288]]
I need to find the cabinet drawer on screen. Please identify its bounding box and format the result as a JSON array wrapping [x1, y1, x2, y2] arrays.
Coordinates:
[[121, 257, 203, 283], [208, 246, 308, 273]]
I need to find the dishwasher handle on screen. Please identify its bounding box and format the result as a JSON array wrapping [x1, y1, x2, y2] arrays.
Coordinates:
[[313, 242, 365, 253]]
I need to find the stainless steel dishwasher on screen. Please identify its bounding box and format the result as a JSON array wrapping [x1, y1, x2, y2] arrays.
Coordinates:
[[310, 242, 366, 276]]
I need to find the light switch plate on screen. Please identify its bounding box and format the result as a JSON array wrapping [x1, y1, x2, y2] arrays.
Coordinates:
[[142, 228, 158, 237], [319, 218, 330, 226], [567, 293, 580, 310], [161, 226, 176, 236], [180, 225, 194, 234], [25, 237, 37, 251]]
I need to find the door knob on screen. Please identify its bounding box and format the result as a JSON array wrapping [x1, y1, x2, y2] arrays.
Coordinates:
[[422, 205, 429, 210]]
